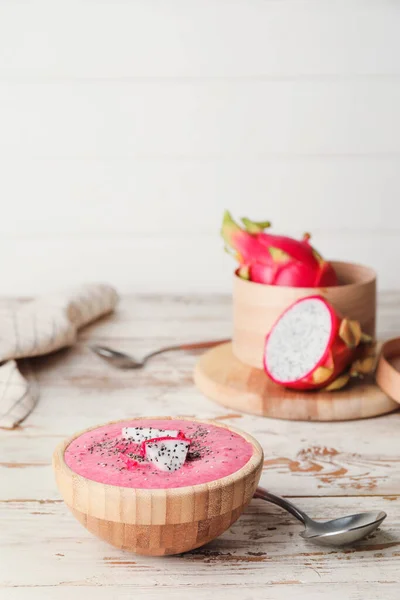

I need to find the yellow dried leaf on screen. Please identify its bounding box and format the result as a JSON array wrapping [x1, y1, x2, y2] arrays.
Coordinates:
[[350, 356, 376, 377], [324, 373, 350, 392], [339, 319, 362, 348], [312, 366, 333, 384], [360, 332, 373, 344]]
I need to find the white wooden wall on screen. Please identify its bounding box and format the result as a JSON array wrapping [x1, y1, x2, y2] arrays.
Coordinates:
[[0, 0, 399, 294]]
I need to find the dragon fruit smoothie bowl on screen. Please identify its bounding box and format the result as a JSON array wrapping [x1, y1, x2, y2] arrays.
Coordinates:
[[53, 416, 263, 556]]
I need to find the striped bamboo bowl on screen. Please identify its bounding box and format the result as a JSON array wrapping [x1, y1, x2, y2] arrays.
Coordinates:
[[53, 417, 263, 556]]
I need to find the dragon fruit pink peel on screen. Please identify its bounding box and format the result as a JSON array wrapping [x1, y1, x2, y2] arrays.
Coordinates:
[[122, 427, 185, 443], [120, 455, 139, 470], [140, 437, 191, 472], [263, 295, 373, 391], [221, 210, 338, 288]]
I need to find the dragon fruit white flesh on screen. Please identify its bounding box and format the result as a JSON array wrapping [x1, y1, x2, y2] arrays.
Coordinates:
[[141, 437, 190, 472], [264, 295, 373, 391], [122, 427, 183, 443]]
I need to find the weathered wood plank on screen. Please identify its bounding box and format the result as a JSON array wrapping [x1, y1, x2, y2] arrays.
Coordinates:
[[72, 292, 400, 341], [0, 291, 397, 340], [3, 584, 400, 600]]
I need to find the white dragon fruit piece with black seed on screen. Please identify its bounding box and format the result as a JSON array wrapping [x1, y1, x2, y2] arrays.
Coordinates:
[[263, 295, 373, 391], [122, 427, 182, 443], [141, 437, 190, 472]]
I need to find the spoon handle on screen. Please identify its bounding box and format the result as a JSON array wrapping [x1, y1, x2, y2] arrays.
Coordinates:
[[144, 339, 230, 361], [179, 339, 230, 351], [254, 487, 309, 525]]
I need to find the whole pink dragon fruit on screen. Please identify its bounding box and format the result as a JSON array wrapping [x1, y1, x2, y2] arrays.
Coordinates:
[[221, 211, 338, 287]]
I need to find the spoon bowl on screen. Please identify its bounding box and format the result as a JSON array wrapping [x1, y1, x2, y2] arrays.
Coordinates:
[[300, 511, 387, 545]]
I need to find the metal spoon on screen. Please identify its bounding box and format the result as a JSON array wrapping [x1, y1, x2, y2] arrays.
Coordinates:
[[255, 487, 386, 546], [90, 339, 229, 370]]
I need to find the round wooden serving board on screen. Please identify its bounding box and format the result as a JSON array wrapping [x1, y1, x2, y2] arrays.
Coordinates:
[[194, 343, 399, 422]]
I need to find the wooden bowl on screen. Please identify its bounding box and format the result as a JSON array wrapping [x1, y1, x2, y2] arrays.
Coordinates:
[[232, 261, 376, 369], [52, 417, 263, 556]]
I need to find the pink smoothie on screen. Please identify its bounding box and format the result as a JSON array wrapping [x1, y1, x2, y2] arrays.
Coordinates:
[[64, 419, 254, 489]]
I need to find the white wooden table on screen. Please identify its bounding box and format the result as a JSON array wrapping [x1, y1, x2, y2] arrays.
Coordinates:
[[1, 293, 400, 599]]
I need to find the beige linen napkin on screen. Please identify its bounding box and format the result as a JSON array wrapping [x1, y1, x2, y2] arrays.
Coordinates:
[[0, 283, 118, 429]]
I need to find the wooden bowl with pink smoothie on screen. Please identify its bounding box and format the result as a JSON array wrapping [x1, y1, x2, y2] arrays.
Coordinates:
[[53, 416, 263, 556]]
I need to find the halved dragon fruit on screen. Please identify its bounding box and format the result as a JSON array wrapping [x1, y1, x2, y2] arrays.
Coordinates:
[[122, 426, 184, 443], [264, 295, 373, 391], [141, 437, 190, 472]]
